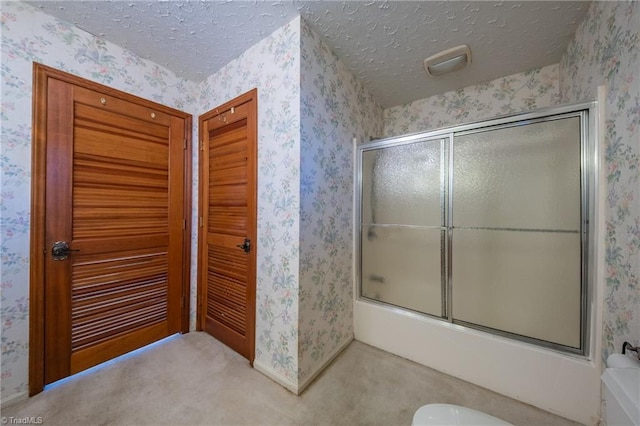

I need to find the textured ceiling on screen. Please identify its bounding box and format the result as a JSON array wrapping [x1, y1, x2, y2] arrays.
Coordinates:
[[26, 1, 590, 108]]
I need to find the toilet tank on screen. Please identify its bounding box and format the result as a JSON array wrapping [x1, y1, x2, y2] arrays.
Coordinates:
[[602, 355, 640, 426]]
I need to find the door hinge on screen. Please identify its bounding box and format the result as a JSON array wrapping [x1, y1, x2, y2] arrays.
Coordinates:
[[183, 138, 187, 150], [182, 219, 186, 230], [200, 140, 204, 151], [199, 216, 203, 227]]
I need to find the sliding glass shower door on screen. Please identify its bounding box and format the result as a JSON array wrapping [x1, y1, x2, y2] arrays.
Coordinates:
[[361, 139, 446, 317], [357, 104, 594, 354], [451, 118, 582, 349]]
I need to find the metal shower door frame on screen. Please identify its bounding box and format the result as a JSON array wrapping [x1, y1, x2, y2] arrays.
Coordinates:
[[355, 101, 597, 357]]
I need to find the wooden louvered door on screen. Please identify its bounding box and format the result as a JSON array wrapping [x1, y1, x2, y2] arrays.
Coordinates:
[[32, 64, 191, 389], [198, 90, 257, 361]]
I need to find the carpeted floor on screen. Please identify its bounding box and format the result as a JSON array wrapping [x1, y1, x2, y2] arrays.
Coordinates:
[[2, 332, 580, 425]]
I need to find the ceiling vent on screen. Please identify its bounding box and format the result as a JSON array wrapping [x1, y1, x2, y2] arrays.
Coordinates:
[[423, 45, 472, 77]]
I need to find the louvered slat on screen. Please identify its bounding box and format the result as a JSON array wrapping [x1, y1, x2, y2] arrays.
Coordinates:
[[207, 277, 245, 320], [75, 155, 168, 183], [38, 69, 187, 388], [208, 120, 246, 148], [73, 277, 166, 319], [200, 92, 256, 360], [208, 273, 246, 307], [210, 166, 247, 185], [72, 305, 166, 350], [208, 206, 247, 236], [71, 251, 168, 351], [209, 184, 246, 207], [209, 139, 247, 170], [207, 299, 245, 336], [208, 245, 247, 280], [209, 124, 248, 217], [75, 102, 169, 141], [73, 106, 169, 240], [72, 99, 171, 349], [207, 244, 247, 335]]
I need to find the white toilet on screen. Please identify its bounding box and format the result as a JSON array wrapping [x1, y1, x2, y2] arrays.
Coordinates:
[[412, 404, 512, 426], [413, 352, 640, 425]]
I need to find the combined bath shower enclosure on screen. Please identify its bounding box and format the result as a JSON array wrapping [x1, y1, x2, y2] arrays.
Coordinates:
[[356, 102, 596, 355]]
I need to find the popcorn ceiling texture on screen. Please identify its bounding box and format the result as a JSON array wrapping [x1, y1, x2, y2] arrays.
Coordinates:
[[26, 0, 589, 108], [1, 2, 380, 402], [26, 0, 300, 83], [4, 0, 635, 415], [1, 1, 199, 404], [297, 1, 587, 107]]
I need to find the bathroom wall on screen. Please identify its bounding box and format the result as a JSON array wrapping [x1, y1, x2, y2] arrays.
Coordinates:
[[197, 17, 302, 386], [3, 1, 632, 419], [1, 2, 372, 400], [383, 63, 559, 137], [356, 29, 604, 426], [559, 0, 640, 362], [0, 1, 199, 405], [297, 20, 383, 388], [193, 16, 385, 391]]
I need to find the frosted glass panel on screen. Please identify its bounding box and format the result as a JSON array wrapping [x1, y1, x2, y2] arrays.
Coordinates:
[[452, 229, 581, 348], [362, 226, 442, 316], [453, 118, 581, 230], [358, 107, 590, 354], [362, 140, 442, 226]]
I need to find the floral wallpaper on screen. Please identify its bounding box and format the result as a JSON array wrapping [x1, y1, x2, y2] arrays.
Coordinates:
[[559, 0, 639, 362], [197, 17, 302, 384], [0, 1, 199, 404], [0, 2, 370, 399], [383, 63, 560, 137], [298, 20, 383, 384], [3, 0, 635, 408]]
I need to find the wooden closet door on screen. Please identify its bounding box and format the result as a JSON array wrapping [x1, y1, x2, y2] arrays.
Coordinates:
[[198, 90, 257, 361], [32, 65, 190, 388]]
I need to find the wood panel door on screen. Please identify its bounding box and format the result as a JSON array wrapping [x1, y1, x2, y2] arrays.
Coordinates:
[[30, 64, 191, 394], [198, 90, 257, 361]]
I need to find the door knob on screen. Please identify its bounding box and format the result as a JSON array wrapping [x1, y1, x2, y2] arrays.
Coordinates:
[[51, 241, 79, 261], [236, 238, 251, 254]]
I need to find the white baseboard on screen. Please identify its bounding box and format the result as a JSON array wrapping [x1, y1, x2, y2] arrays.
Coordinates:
[[1, 391, 28, 409], [253, 360, 300, 394], [254, 336, 354, 395], [298, 336, 353, 394]]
